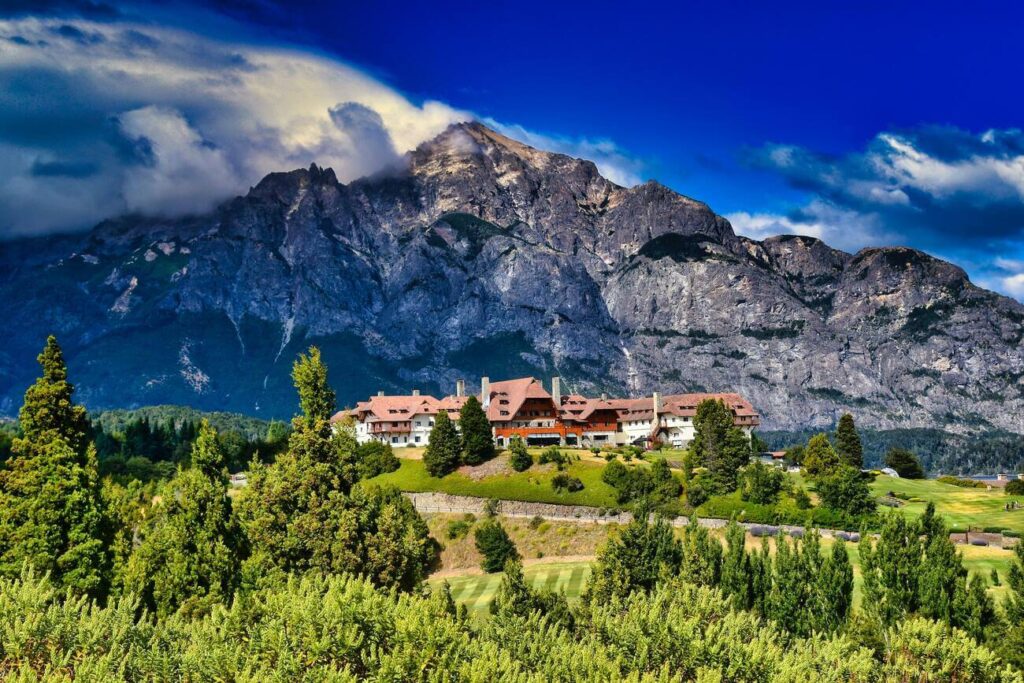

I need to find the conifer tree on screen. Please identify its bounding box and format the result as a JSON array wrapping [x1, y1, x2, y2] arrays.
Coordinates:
[[423, 410, 461, 477], [238, 347, 431, 587], [0, 336, 107, 596], [508, 436, 532, 472], [458, 396, 494, 465], [834, 413, 863, 469], [816, 538, 854, 633], [692, 399, 735, 490], [802, 433, 840, 479], [720, 520, 751, 610], [707, 427, 751, 493], [584, 508, 682, 604], [679, 515, 722, 587], [122, 421, 242, 617], [768, 535, 813, 635], [860, 513, 923, 626]]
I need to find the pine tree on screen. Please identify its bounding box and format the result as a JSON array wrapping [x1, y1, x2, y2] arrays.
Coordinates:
[[0, 336, 107, 596], [692, 399, 735, 490], [584, 509, 682, 604], [860, 513, 923, 626], [720, 519, 751, 610], [237, 347, 431, 587], [834, 414, 863, 469], [707, 427, 751, 493], [474, 519, 518, 573], [679, 515, 722, 586], [123, 421, 242, 617], [458, 396, 494, 465], [423, 411, 461, 477], [802, 433, 840, 479], [816, 538, 854, 633], [508, 436, 532, 472]]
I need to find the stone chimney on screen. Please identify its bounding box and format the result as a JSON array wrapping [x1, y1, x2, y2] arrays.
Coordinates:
[[481, 376, 490, 408], [456, 379, 465, 397], [377, 390, 384, 397], [600, 392, 608, 401], [412, 389, 420, 396], [551, 376, 562, 407], [652, 391, 661, 424]]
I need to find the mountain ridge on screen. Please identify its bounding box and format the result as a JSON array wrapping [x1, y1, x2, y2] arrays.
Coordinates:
[[1, 121, 1022, 435]]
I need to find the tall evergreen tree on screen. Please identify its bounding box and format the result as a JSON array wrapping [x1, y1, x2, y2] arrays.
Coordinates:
[[237, 347, 432, 588], [816, 538, 854, 633], [802, 433, 840, 479], [834, 413, 863, 469], [720, 520, 751, 610], [584, 508, 682, 604], [860, 513, 923, 626], [458, 396, 494, 465], [691, 399, 734, 488], [423, 411, 461, 477], [679, 515, 722, 587], [122, 421, 242, 617], [0, 336, 107, 596]]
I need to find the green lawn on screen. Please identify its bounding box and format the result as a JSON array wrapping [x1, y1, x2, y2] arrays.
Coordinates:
[[366, 457, 624, 508], [429, 562, 592, 618], [868, 475, 1024, 534]]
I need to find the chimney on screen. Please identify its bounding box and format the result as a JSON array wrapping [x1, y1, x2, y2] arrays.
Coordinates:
[[600, 392, 608, 401], [377, 390, 384, 397], [481, 376, 490, 408], [551, 376, 562, 407], [412, 389, 420, 396], [652, 391, 661, 424], [456, 379, 465, 397]]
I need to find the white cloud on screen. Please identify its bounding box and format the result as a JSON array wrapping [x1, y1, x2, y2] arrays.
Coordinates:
[[485, 119, 644, 187], [0, 17, 470, 235], [726, 199, 899, 252], [1001, 273, 1024, 298]]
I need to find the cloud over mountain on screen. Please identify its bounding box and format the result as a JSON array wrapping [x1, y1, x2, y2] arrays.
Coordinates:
[[0, 16, 467, 236]]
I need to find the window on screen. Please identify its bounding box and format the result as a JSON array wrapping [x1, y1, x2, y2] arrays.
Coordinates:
[[414, 436, 421, 443]]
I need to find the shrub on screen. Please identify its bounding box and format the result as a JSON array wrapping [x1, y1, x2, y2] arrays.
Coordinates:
[[551, 473, 584, 493], [356, 441, 400, 479], [483, 498, 500, 518], [937, 475, 987, 488], [884, 447, 925, 479], [538, 446, 566, 468], [794, 487, 811, 510], [686, 477, 709, 507], [982, 526, 1005, 534], [474, 520, 519, 572], [815, 466, 876, 516], [528, 515, 544, 530], [1005, 479, 1024, 496], [446, 519, 472, 540], [508, 437, 532, 472]]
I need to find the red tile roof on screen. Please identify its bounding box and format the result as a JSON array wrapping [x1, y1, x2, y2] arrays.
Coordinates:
[[485, 377, 552, 422]]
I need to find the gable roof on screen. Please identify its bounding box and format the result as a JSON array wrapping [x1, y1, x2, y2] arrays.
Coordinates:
[[485, 377, 552, 422]]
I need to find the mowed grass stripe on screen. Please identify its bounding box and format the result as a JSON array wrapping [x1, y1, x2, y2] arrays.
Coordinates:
[[429, 562, 594, 615]]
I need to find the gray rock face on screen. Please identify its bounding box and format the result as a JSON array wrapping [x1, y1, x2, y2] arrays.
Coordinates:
[[1, 122, 1022, 432]]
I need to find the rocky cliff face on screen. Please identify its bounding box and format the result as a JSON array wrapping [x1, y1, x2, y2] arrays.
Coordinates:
[[2, 122, 1022, 432]]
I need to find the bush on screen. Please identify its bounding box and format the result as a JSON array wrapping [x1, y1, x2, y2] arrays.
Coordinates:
[[815, 466, 876, 516], [1005, 479, 1024, 496], [528, 515, 544, 530], [446, 519, 472, 540], [356, 441, 400, 479], [474, 520, 519, 572], [982, 526, 1005, 534], [794, 487, 811, 510], [483, 498, 500, 518], [538, 446, 566, 468], [508, 437, 532, 472], [551, 473, 584, 493], [937, 475, 987, 488], [686, 477, 709, 507], [883, 447, 925, 479]]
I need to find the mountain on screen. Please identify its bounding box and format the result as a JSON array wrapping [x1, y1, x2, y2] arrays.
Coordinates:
[[1, 122, 1023, 434]]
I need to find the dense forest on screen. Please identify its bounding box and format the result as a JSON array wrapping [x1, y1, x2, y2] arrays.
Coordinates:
[[0, 336, 1022, 681]]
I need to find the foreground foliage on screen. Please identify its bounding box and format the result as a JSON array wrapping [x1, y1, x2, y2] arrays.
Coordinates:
[[0, 568, 1019, 682]]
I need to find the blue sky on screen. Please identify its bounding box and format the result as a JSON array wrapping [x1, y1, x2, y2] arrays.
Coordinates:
[[2, 0, 1024, 299]]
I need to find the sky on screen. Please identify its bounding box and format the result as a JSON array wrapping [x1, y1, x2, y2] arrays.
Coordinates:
[[2, 1, 1024, 300]]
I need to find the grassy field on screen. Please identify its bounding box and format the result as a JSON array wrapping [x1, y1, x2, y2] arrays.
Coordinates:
[[429, 561, 592, 618], [367, 455, 627, 508], [868, 474, 1024, 534]]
